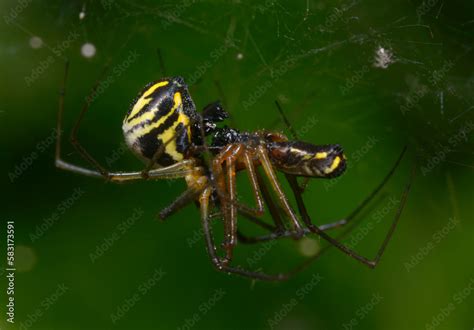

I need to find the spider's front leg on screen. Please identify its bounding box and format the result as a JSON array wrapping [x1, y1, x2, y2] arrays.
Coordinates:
[[211, 142, 277, 265], [199, 187, 289, 282], [211, 144, 242, 264]]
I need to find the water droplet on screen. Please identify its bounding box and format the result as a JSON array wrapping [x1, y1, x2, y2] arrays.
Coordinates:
[[29, 36, 43, 49], [81, 42, 96, 58]]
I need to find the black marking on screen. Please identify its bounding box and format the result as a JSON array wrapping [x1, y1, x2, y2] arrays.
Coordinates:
[[267, 141, 346, 178], [137, 111, 181, 162], [175, 122, 190, 155], [126, 81, 175, 123]]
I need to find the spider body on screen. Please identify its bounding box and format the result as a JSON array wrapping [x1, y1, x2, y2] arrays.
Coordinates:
[[56, 63, 413, 281], [210, 127, 347, 178]]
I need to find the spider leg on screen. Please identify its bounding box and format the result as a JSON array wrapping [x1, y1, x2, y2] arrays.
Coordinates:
[[256, 169, 287, 232], [213, 144, 295, 262], [242, 146, 407, 244], [199, 187, 290, 281], [237, 208, 277, 232], [236, 172, 345, 245], [290, 149, 416, 268], [236, 221, 347, 244], [222, 152, 238, 263], [256, 145, 304, 238], [219, 148, 272, 261], [228, 150, 414, 280], [234, 167, 292, 242], [208, 208, 277, 232], [158, 170, 207, 220], [67, 62, 112, 177], [241, 151, 265, 217]]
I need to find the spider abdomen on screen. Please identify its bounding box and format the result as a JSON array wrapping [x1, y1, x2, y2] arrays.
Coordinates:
[[122, 77, 197, 166], [267, 141, 347, 178]]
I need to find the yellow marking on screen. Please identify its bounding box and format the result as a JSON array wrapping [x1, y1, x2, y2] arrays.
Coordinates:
[[124, 92, 191, 162], [289, 147, 309, 158], [324, 156, 341, 174], [126, 92, 182, 141], [143, 81, 169, 97], [124, 91, 193, 162], [125, 81, 169, 121], [314, 152, 328, 159], [161, 112, 190, 161], [125, 109, 158, 128]]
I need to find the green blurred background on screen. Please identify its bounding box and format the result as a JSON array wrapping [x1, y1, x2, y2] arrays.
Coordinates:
[[1, 1, 473, 329]]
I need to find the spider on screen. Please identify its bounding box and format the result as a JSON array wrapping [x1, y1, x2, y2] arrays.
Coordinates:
[[55, 60, 415, 281]]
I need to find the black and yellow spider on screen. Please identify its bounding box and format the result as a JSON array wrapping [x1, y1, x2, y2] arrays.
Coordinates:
[[55, 61, 414, 281]]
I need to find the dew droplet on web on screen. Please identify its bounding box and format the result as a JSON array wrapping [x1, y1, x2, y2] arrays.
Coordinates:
[[81, 42, 96, 58], [298, 237, 320, 257], [29, 36, 43, 49]]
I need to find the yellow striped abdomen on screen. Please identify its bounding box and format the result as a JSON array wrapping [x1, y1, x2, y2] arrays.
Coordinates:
[[122, 77, 197, 166]]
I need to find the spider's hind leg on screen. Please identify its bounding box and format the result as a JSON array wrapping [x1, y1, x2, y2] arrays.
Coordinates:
[[288, 147, 415, 269]]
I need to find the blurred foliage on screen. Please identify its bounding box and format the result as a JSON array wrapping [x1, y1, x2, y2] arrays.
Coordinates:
[[1, 0, 473, 329]]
